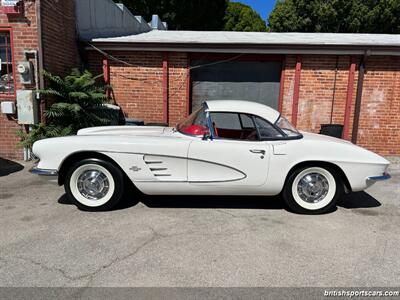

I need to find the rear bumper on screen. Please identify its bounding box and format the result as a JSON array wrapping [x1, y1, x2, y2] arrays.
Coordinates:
[[367, 173, 391, 181], [30, 167, 58, 184]]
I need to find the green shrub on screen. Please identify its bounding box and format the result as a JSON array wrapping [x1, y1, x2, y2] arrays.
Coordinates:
[[17, 68, 113, 149]]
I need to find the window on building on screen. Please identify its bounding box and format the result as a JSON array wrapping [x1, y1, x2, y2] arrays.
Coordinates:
[[0, 31, 14, 96]]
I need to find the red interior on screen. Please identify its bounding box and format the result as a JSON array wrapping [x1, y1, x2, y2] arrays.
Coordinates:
[[215, 128, 258, 141], [180, 124, 208, 136]]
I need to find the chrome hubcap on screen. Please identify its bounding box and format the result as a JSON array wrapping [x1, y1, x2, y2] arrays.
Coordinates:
[[77, 170, 110, 200], [297, 172, 329, 203]]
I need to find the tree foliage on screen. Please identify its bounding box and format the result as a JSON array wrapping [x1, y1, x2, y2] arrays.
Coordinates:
[[119, 0, 228, 30], [268, 0, 400, 33], [224, 2, 267, 32], [18, 69, 112, 149]]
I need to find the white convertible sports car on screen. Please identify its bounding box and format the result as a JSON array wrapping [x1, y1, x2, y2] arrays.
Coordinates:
[[31, 100, 391, 214]]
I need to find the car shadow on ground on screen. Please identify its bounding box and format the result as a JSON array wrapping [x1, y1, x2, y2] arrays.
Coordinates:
[[0, 158, 24, 177], [140, 194, 285, 210], [58, 190, 381, 213], [338, 191, 382, 209]]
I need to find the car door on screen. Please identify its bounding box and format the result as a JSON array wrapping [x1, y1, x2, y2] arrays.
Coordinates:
[[188, 139, 270, 186], [187, 112, 271, 186]]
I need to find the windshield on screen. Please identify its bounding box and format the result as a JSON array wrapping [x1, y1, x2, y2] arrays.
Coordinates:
[[177, 106, 209, 136], [275, 116, 302, 138]]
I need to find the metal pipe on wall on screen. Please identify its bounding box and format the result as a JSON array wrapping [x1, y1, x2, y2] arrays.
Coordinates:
[[162, 52, 169, 124], [278, 57, 286, 113], [342, 57, 356, 140], [330, 55, 339, 124], [351, 52, 369, 144], [36, 0, 45, 123], [291, 55, 302, 127]]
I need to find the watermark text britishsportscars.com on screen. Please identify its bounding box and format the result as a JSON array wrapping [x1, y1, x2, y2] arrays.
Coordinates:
[[324, 289, 400, 298]]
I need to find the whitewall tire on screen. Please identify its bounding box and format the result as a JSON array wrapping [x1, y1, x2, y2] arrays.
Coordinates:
[[283, 166, 343, 214], [64, 159, 124, 211]]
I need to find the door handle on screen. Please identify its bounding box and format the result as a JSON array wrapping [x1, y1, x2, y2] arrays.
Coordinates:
[[250, 149, 266, 155]]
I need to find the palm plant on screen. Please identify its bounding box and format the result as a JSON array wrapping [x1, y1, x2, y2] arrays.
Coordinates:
[[18, 69, 113, 149], [42, 68, 112, 135]]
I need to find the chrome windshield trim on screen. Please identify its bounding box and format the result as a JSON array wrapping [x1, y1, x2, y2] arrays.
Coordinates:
[[205, 110, 215, 140], [29, 167, 58, 176], [367, 173, 391, 181]]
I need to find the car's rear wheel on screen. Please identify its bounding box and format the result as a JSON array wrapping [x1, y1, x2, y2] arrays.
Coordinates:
[[283, 166, 343, 214], [65, 159, 124, 211]]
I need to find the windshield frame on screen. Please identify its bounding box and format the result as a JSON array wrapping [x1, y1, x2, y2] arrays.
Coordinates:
[[176, 103, 211, 137], [274, 114, 303, 140]]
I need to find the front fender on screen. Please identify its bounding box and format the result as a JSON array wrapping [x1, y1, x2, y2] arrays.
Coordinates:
[[265, 137, 389, 194], [32, 134, 191, 171]]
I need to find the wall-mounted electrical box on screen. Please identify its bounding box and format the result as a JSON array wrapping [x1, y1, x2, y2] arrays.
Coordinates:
[[16, 90, 38, 124], [1, 101, 16, 114], [17, 61, 34, 85]]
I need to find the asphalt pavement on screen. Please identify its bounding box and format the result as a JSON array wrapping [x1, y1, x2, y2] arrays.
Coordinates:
[[0, 159, 399, 288]]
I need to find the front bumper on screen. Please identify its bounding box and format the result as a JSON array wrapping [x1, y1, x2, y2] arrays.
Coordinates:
[[367, 173, 391, 181], [30, 167, 58, 184]]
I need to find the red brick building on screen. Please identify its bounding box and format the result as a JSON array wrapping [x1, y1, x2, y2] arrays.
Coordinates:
[[87, 32, 400, 156], [0, 0, 78, 159], [0, 0, 399, 160]]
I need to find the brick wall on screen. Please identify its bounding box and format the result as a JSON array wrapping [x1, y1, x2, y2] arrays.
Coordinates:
[[357, 56, 400, 155], [41, 0, 79, 76], [0, 0, 79, 160], [110, 51, 164, 123], [281, 55, 296, 120], [0, 0, 38, 159], [282, 55, 399, 155], [168, 52, 188, 126], [88, 50, 400, 156], [282, 55, 355, 129], [87, 50, 189, 125]]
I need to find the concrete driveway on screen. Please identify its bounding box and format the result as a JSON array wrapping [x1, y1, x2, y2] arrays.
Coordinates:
[[0, 159, 399, 287]]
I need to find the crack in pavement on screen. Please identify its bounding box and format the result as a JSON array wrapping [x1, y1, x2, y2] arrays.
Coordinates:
[[214, 209, 268, 229], [6, 225, 169, 285], [215, 209, 273, 219], [15, 256, 92, 283], [0, 256, 6, 270], [84, 227, 161, 287], [11, 230, 160, 284], [2, 220, 256, 286]]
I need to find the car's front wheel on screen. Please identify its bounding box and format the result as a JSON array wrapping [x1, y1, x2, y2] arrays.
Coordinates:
[[64, 159, 124, 211], [283, 166, 343, 214]]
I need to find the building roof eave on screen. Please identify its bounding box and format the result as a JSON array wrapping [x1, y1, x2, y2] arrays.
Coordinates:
[[86, 41, 400, 56]]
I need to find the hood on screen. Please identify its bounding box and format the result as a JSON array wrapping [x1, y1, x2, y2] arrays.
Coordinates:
[[77, 126, 175, 137], [300, 131, 390, 165], [301, 131, 352, 145]]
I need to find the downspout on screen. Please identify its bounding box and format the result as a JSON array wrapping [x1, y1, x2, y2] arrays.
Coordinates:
[[186, 54, 191, 116], [291, 55, 302, 127], [102, 57, 111, 99], [342, 57, 356, 140], [278, 56, 286, 113], [162, 52, 169, 124], [36, 0, 45, 123], [351, 51, 370, 144], [23, 50, 40, 160], [329, 55, 339, 124]]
